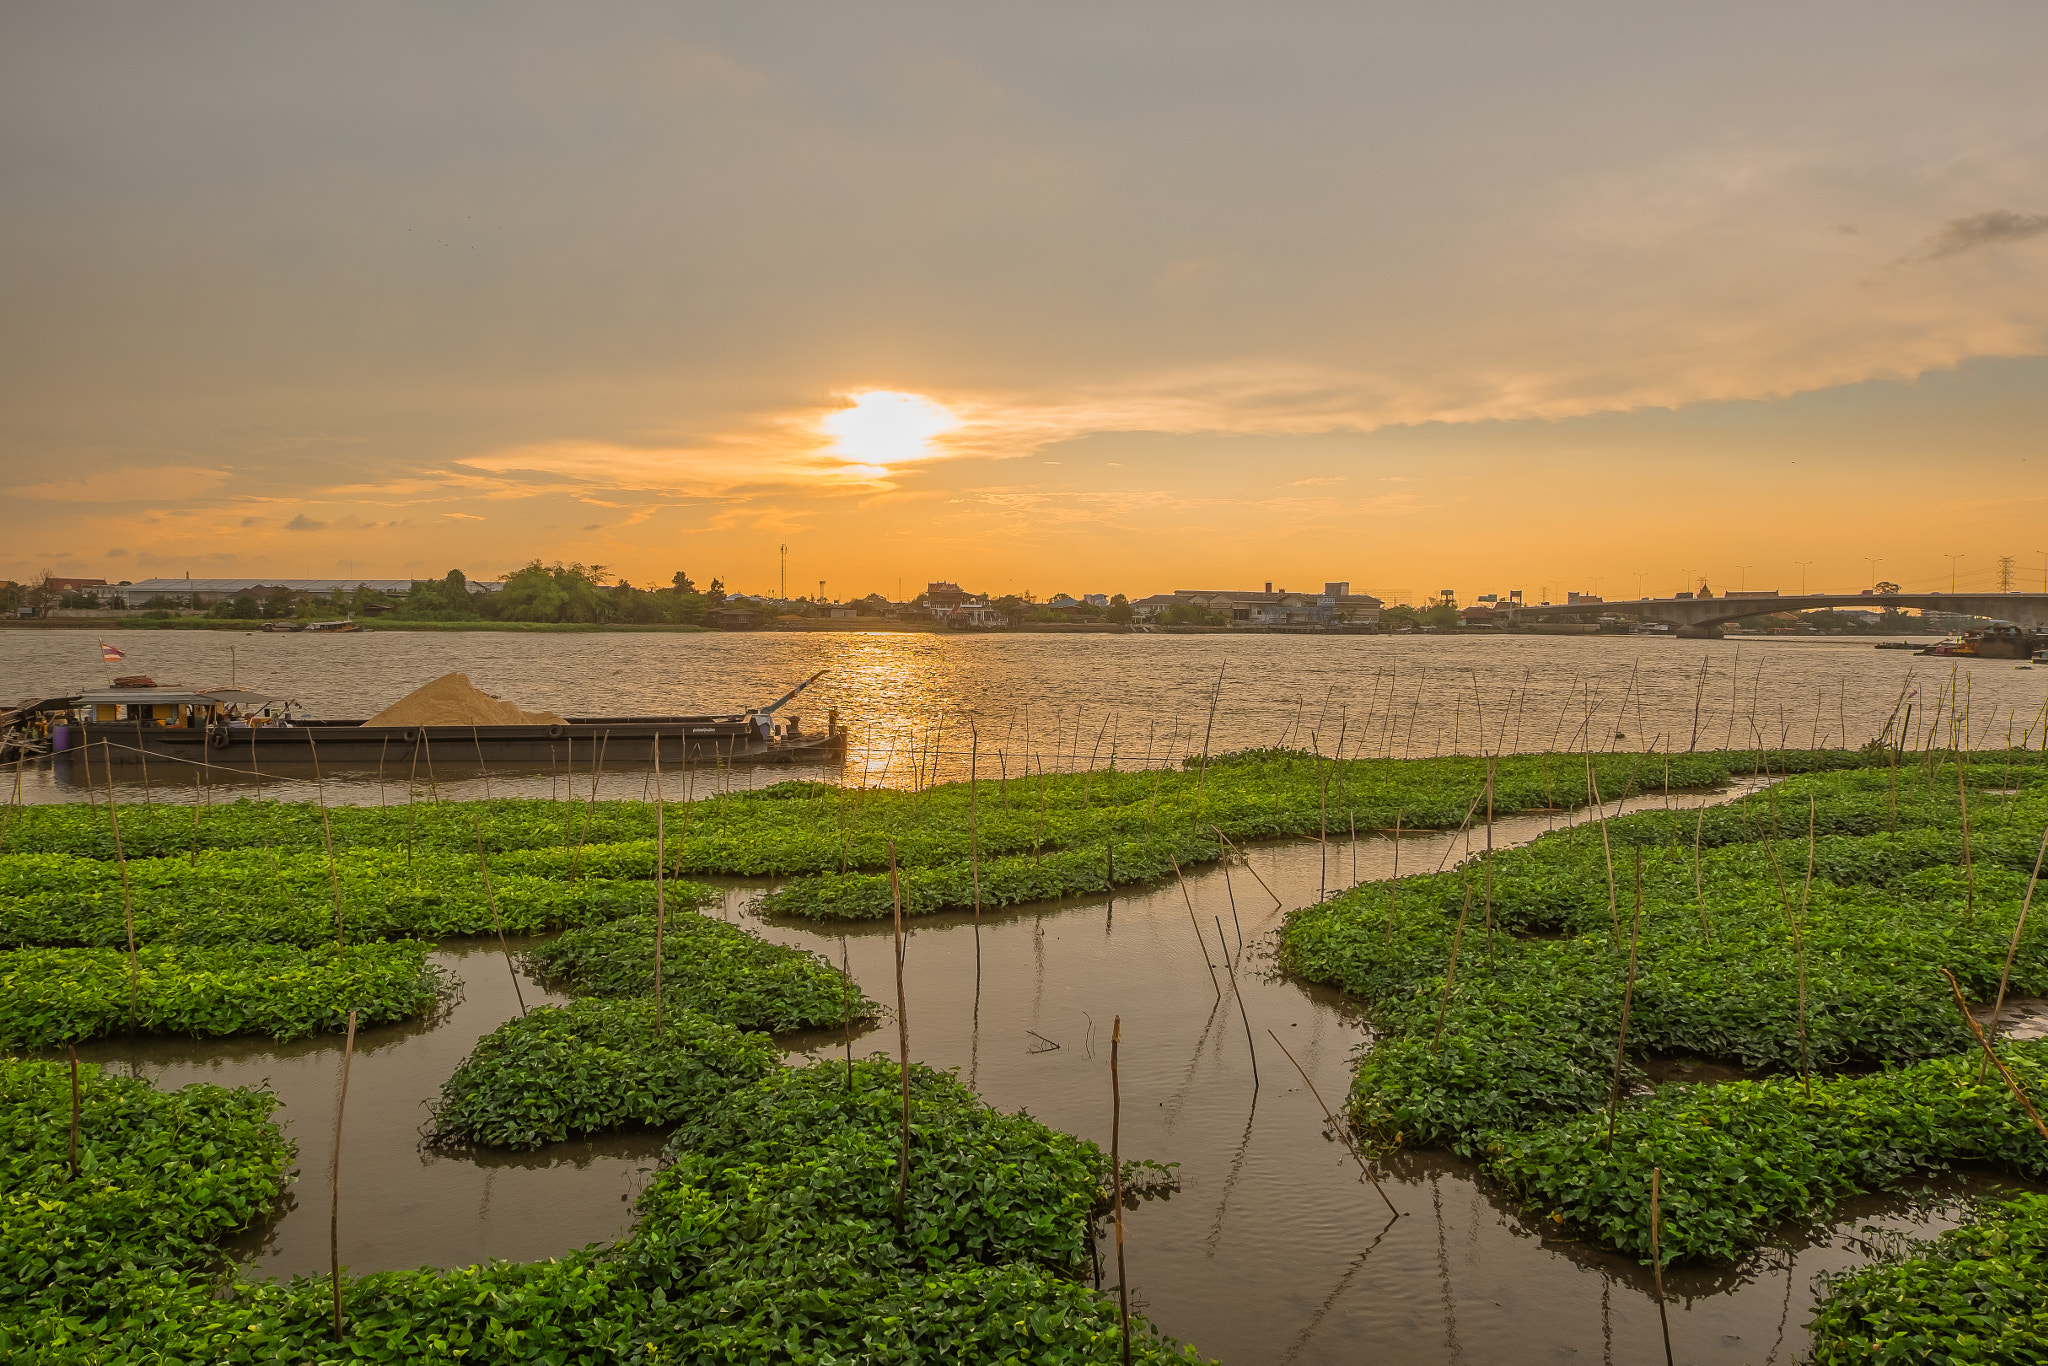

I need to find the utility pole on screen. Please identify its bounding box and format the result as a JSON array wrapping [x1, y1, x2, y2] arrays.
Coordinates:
[[1864, 557, 1883, 590], [1945, 553, 1964, 592], [779, 544, 788, 600], [2038, 552, 2047, 594], [1795, 561, 1813, 595]]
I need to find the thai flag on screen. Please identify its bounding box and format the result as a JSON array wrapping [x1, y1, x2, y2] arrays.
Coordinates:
[[100, 642, 126, 663]]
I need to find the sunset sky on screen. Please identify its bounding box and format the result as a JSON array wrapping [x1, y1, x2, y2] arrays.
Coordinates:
[[4, 3, 2045, 602]]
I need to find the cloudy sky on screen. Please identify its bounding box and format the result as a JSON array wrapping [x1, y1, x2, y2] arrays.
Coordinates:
[[4, 2, 2045, 601]]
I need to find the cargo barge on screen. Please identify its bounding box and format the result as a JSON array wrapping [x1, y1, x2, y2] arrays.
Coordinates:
[[2, 673, 846, 770]]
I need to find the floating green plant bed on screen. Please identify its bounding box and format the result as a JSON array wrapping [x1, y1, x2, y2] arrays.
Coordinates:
[[427, 998, 779, 1149]]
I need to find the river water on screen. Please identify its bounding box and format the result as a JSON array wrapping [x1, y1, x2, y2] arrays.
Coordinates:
[[54, 780, 2032, 1365], [5, 630, 2045, 805]]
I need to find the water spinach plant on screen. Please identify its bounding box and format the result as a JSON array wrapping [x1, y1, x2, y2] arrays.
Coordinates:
[[1279, 755, 2048, 1274]]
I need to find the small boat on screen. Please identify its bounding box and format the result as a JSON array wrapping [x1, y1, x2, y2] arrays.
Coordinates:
[[1918, 638, 1970, 656], [304, 619, 361, 633], [263, 621, 303, 633], [1873, 641, 1920, 650]]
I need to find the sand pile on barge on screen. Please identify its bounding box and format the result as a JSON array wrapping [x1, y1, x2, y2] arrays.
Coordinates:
[[362, 673, 565, 727]]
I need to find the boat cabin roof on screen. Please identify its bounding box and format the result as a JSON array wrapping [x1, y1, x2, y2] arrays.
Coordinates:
[[71, 686, 294, 707]]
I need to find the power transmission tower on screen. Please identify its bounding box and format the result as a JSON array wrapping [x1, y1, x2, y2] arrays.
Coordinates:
[[779, 544, 788, 599], [1995, 554, 2016, 592]]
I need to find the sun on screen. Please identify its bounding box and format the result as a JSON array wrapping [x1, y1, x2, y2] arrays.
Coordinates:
[[818, 391, 960, 467]]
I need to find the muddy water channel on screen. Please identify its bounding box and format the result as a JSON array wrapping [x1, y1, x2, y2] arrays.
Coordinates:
[[64, 780, 2024, 1365]]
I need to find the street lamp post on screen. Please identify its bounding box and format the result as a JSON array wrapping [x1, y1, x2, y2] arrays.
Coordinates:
[[1944, 554, 1963, 593], [1736, 565, 1752, 591], [1795, 560, 1813, 595], [1864, 557, 1883, 590]]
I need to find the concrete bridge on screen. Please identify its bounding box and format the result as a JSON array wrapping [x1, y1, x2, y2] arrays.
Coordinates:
[[1506, 592, 2048, 638]]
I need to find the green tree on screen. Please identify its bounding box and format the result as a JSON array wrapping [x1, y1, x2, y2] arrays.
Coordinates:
[[1106, 593, 1132, 624]]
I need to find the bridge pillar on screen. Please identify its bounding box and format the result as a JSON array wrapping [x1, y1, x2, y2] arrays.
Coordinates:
[[1674, 623, 1724, 640]]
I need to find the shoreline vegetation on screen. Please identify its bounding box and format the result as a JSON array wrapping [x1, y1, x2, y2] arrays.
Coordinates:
[[6, 742, 2046, 1358]]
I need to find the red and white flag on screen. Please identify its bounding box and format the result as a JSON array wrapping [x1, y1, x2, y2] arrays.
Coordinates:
[[100, 642, 126, 663]]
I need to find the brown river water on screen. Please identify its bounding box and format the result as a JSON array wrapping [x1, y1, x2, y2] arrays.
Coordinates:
[[15, 633, 2047, 1363], [4, 630, 2045, 805]]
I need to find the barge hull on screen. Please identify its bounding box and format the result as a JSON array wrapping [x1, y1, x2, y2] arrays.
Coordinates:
[[72, 720, 849, 769]]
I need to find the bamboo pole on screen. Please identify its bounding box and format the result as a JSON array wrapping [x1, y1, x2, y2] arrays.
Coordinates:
[[1197, 664, 1224, 801], [1383, 813, 1402, 947], [1267, 1028, 1398, 1215], [890, 840, 911, 1230], [1604, 851, 1645, 1153], [105, 750, 139, 1035], [1693, 806, 1709, 942], [1797, 797, 1816, 1094], [969, 721, 982, 979], [1982, 817, 2048, 1079], [1959, 755, 1976, 923], [469, 815, 527, 1015], [1652, 1166, 1674, 1366], [1939, 967, 2048, 1142], [841, 937, 855, 1089], [68, 1045, 82, 1180], [1431, 878, 1475, 1050], [653, 736, 666, 1030], [330, 1008, 357, 1341], [1215, 914, 1259, 1091], [306, 731, 346, 952], [1211, 826, 1282, 908], [1589, 757, 1621, 937], [1112, 1015, 1131, 1366], [1169, 855, 1223, 999]]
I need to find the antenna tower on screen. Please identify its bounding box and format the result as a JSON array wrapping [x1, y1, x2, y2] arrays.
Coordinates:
[[1995, 554, 2016, 592], [779, 543, 788, 599]]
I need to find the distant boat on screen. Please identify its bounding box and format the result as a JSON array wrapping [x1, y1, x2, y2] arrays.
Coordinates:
[[263, 620, 302, 633], [304, 619, 362, 633]]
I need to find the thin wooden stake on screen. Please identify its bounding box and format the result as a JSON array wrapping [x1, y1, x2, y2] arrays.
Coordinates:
[[890, 839, 911, 1230], [1589, 757, 1620, 937], [68, 1045, 82, 1181], [1197, 664, 1224, 801], [1215, 914, 1259, 1092], [469, 815, 526, 1016], [1983, 817, 2048, 1079], [969, 721, 982, 979], [1604, 851, 1645, 1153], [1112, 1015, 1131, 1366], [1432, 878, 1476, 1050], [1210, 826, 1283, 908], [105, 756, 139, 1035], [1652, 1166, 1674, 1366], [330, 1008, 357, 1341], [1939, 967, 2048, 1142], [1384, 813, 1402, 947], [1169, 855, 1223, 999], [653, 736, 666, 1030], [1267, 1028, 1398, 1215], [307, 731, 345, 952]]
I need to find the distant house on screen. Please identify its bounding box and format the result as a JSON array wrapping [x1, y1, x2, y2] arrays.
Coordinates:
[[827, 606, 858, 619], [1166, 581, 1382, 627], [708, 604, 767, 630], [1567, 592, 1603, 605], [1128, 594, 1180, 621], [1046, 593, 1082, 610], [944, 601, 1008, 629], [1083, 593, 1109, 608], [926, 581, 970, 611]]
